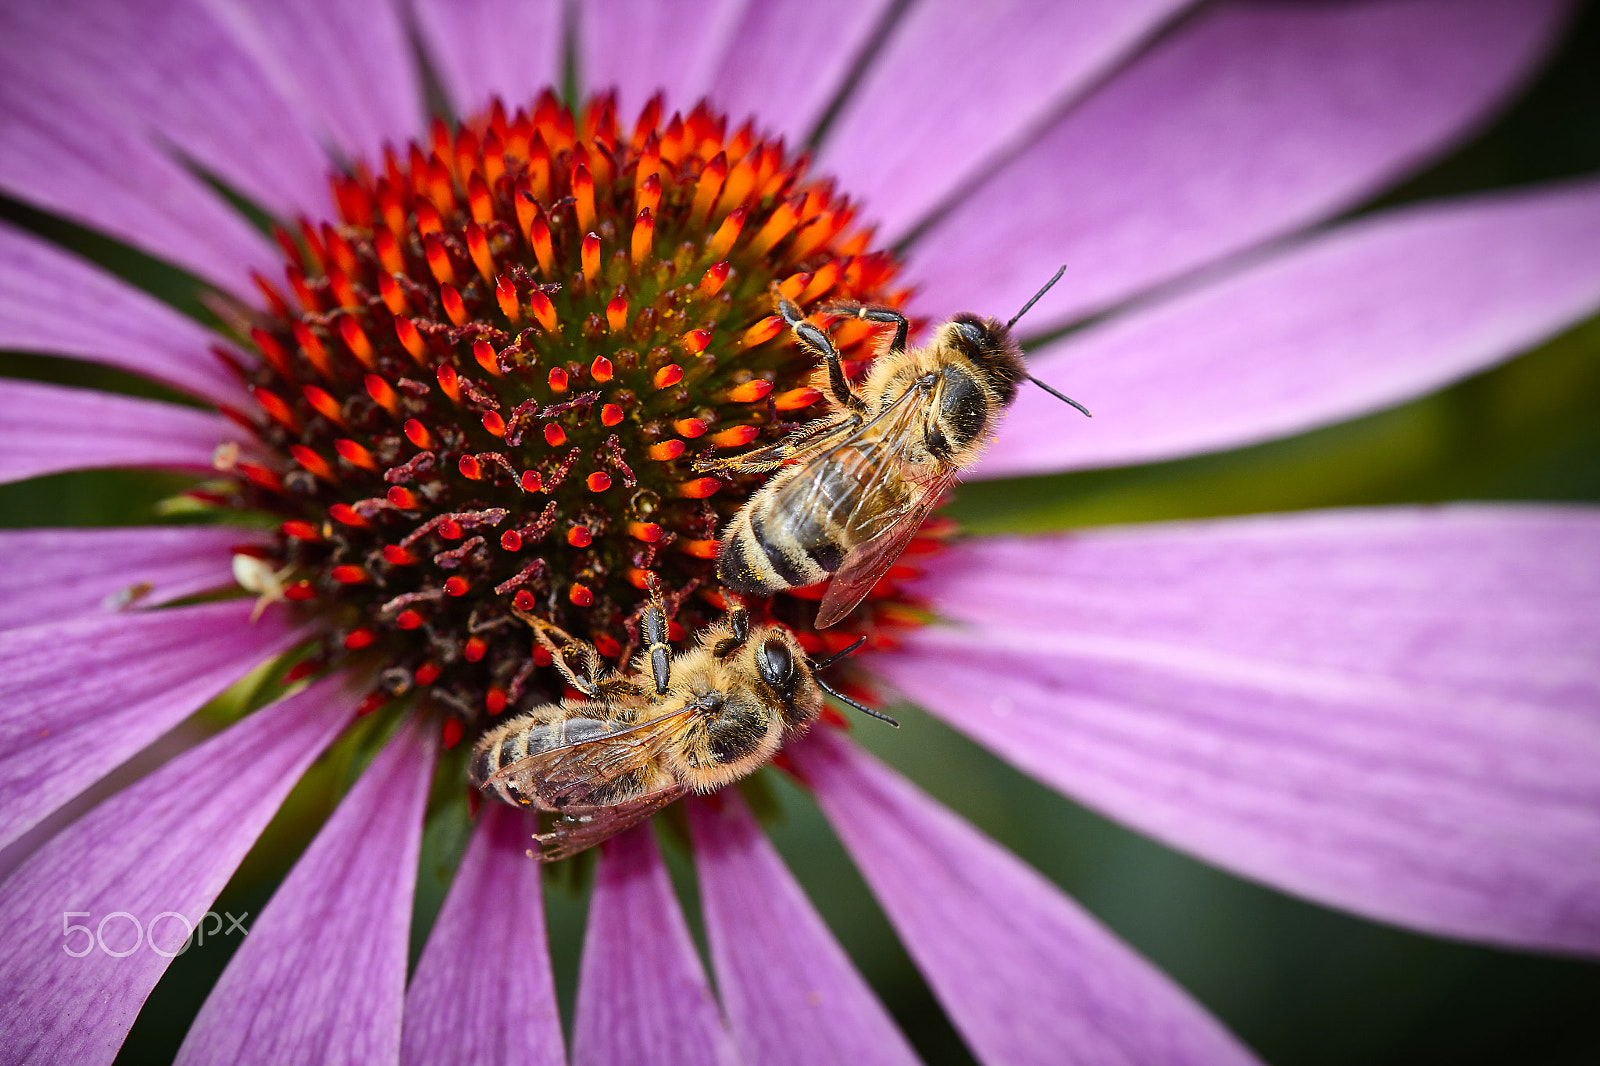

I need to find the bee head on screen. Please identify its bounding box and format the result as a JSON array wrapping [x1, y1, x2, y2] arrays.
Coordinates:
[[940, 266, 1093, 421], [946, 313, 1027, 406], [741, 625, 821, 731]]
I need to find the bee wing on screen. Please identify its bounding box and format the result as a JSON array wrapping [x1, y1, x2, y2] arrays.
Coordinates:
[[485, 705, 700, 808], [810, 376, 925, 465], [768, 379, 947, 629], [814, 464, 959, 629], [533, 784, 690, 862], [699, 366, 926, 477], [768, 375, 931, 534], [692, 415, 855, 475]]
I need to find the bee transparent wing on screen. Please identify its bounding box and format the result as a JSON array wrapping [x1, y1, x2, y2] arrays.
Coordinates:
[[814, 465, 958, 630], [691, 415, 856, 475], [533, 784, 690, 862], [809, 376, 925, 466], [485, 705, 699, 808], [770, 375, 931, 536], [769, 378, 947, 628]]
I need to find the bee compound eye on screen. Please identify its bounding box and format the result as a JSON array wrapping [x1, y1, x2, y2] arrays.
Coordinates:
[[953, 320, 986, 346], [757, 637, 794, 688]]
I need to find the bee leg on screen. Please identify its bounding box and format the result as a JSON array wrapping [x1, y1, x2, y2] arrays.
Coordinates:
[[549, 638, 605, 699], [690, 415, 850, 475], [517, 610, 606, 698], [773, 285, 867, 415], [712, 604, 750, 659], [833, 304, 909, 354], [643, 578, 672, 696]]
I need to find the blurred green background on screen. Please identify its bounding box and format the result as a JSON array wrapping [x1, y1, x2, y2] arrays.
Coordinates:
[[2, 3, 1598, 1063]]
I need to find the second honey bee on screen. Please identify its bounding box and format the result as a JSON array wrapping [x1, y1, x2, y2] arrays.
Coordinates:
[[471, 581, 892, 860], [699, 267, 1089, 628]]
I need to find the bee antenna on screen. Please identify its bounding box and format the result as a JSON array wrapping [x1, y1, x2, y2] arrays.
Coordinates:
[[1003, 263, 1068, 332], [811, 636, 867, 671], [1025, 374, 1091, 418], [1004, 265, 1089, 417], [808, 638, 899, 727], [815, 676, 900, 728]]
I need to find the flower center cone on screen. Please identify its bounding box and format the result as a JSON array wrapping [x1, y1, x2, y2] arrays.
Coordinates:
[[224, 91, 932, 742]]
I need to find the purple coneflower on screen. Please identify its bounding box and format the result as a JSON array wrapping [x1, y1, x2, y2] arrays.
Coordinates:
[[2, 0, 1599, 1063]]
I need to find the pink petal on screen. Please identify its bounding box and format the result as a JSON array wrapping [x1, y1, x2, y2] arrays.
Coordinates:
[[206, 0, 421, 165], [911, 0, 1570, 329], [687, 794, 920, 1066], [0, 600, 302, 851], [0, 675, 360, 1066], [577, 0, 754, 121], [0, 69, 280, 295], [412, 0, 564, 118], [981, 179, 1600, 477], [572, 826, 738, 1066], [0, 525, 251, 632], [794, 731, 1259, 1066], [816, 0, 1193, 240], [175, 717, 437, 1066], [0, 223, 244, 404], [0, 0, 333, 221], [705, 0, 898, 141], [0, 379, 237, 485], [876, 506, 1600, 952], [0, 720, 212, 888], [401, 804, 565, 1066]]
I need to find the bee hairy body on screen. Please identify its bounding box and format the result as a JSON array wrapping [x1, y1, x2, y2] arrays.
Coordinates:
[[714, 310, 1026, 615], [467, 587, 825, 858], [717, 444, 886, 595], [469, 635, 813, 804]]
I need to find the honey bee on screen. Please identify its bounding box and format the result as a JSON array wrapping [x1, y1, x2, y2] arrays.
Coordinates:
[[470, 581, 893, 860], [698, 267, 1089, 628]]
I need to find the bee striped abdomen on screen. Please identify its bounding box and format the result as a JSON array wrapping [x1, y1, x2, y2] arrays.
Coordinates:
[[470, 720, 538, 806], [716, 507, 792, 595], [471, 713, 608, 808], [471, 709, 669, 811], [718, 445, 893, 596]]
